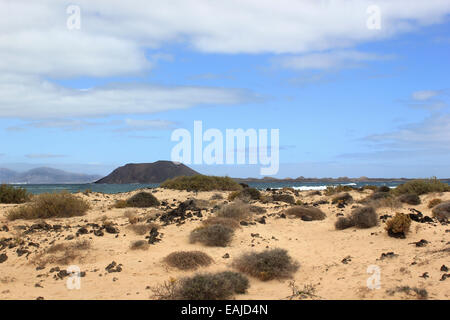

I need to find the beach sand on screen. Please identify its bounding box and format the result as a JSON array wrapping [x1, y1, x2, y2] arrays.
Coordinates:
[[0, 188, 448, 300]]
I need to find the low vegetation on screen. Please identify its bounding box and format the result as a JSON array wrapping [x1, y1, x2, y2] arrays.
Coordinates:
[[335, 206, 378, 230], [217, 200, 252, 221], [331, 192, 353, 204], [284, 206, 326, 221], [351, 206, 378, 228], [228, 187, 261, 201], [151, 271, 249, 300], [397, 193, 421, 205], [0, 184, 30, 204], [7, 191, 89, 220], [127, 223, 159, 235], [232, 248, 299, 281], [115, 192, 160, 208], [163, 251, 214, 270], [394, 178, 450, 195], [161, 175, 242, 192], [271, 193, 295, 204], [189, 224, 234, 247], [432, 201, 450, 222], [427, 198, 442, 209], [34, 240, 91, 267], [324, 185, 355, 195], [385, 213, 411, 238], [130, 240, 149, 250], [202, 217, 240, 230]]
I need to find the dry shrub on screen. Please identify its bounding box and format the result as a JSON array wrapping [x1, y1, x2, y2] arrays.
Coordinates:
[[272, 194, 295, 204], [377, 186, 391, 193], [335, 217, 355, 230], [228, 188, 261, 201], [202, 217, 240, 230], [233, 248, 299, 281], [7, 191, 89, 220], [397, 193, 421, 205], [432, 201, 450, 222], [130, 240, 149, 250], [0, 184, 30, 204], [284, 206, 326, 221], [210, 193, 223, 200], [370, 192, 391, 200], [325, 185, 355, 195], [189, 224, 234, 247], [331, 192, 353, 204], [217, 200, 251, 220], [367, 196, 402, 210], [152, 271, 249, 300], [35, 240, 91, 266], [427, 198, 442, 209], [351, 206, 378, 228], [385, 213, 411, 238], [128, 223, 159, 235], [164, 251, 213, 270]]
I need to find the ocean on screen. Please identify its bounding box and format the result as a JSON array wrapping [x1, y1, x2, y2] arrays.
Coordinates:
[[11, 180, 450, 195]]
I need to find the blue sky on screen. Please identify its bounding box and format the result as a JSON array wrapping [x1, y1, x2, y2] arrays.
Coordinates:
[[0, 1, 449, 178]]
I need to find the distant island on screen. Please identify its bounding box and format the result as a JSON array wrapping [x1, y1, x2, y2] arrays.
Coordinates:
[[0, 167, 101, 184], [95, 161, 199, 184]]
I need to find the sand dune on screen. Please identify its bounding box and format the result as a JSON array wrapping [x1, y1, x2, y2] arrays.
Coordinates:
[[0, 189, 448, 300]]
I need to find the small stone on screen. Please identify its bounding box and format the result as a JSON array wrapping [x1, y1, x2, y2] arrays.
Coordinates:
[[441, 265, 449, 272], [0, 253, 7, 263], [222, 253, 230, 259]]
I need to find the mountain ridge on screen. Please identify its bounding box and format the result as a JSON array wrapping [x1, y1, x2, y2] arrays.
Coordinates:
[[95, 160, 199, 184], [0, 167, 102, 184]]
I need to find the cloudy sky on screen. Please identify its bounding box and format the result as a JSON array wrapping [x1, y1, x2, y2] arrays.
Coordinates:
[[0, 0, 449, 178]]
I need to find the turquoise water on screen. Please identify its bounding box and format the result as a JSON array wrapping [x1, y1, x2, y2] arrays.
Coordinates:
[[11, 180, 450, 195]]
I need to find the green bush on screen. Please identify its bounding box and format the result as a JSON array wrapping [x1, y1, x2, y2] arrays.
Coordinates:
[[7, 191, 89, 220], [233, 248, 299, 281], [397, 193, 421, 205], [0, 184, 30, 204], [351, 206, 378, 228], [175, 271, 249, 300], [126, 192, 160, 208], [284, 206, 326, 221], [161, 175, 242, 192], [385, 213, 411, 238], [394, 178, 450, 196], [164, 251, 213, 270], [189, 224, 234, 247]]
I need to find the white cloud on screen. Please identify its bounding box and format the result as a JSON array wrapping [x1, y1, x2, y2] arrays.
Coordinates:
[[412, 90, 440, 101], [1, 0, 450, 119], [0, 75, 253, 118], [276, 50, 390, 71]]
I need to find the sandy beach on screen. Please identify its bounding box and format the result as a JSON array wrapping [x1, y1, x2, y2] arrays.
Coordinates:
[[0, 187, 448, 300]]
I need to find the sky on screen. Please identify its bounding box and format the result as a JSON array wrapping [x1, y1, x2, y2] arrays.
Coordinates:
[[0, 0, 449, 178]]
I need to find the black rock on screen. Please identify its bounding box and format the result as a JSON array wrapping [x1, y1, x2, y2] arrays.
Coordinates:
[[0, 253, 7, 263], [441, 265, 449, 272], [240, 221, 249, 226], [93, 229, 104, 236], [222, 253, 230, 259], [105, 225, 119, 234], [77, 227, 88, 235]]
